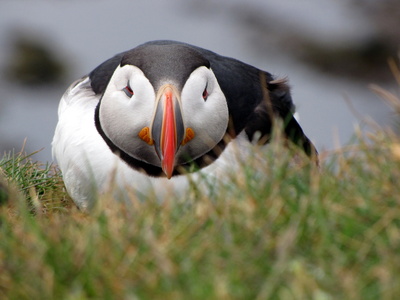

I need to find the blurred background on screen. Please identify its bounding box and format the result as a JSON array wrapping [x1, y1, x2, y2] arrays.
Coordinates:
[[0, 0, 399, 163]]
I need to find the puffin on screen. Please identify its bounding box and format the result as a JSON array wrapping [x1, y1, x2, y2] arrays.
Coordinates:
[[52, 40, 317, 209]]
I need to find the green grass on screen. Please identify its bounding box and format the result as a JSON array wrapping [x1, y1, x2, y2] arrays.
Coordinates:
[[0, 150, 72, 213], [1, 126, 400, 300]]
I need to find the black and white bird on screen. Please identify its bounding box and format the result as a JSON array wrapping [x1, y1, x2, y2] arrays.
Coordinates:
[[52, 40, 317, 209]]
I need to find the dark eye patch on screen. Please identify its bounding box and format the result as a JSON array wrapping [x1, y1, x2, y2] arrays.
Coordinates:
[[123, 81, 134, 97], [202, 86, 208, 101]]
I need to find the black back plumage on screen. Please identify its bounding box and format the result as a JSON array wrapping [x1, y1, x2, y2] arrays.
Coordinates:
[[91, 40, 317, 176]]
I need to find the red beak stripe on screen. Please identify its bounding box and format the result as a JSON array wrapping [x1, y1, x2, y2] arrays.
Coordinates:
[[160, 89, 177, 179]]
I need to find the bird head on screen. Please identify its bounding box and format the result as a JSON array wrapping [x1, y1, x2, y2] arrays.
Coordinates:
[[97, 45, 229, 178]]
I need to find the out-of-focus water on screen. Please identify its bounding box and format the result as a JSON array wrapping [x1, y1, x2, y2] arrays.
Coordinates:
[[0, 0, 394, 163]]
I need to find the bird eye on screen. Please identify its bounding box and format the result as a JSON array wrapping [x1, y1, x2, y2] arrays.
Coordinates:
[[202, 88, 208, 101], [123, 82, 134, 98]]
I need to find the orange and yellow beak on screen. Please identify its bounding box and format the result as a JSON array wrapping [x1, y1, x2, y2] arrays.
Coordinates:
[[138, 84, 195, 178]]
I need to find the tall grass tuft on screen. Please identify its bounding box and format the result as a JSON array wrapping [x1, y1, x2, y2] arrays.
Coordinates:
[[0, 150, 73, 214]]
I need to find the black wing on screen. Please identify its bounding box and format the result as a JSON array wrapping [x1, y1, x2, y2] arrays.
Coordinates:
[[190, 44, 317, 158]]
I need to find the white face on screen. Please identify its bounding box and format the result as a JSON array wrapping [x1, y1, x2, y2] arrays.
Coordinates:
[[178, 66, 229, 164], [99, 64, 229, 168]]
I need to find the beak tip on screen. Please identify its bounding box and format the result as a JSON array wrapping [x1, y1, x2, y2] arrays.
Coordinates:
[[162, 164, 174, 179]]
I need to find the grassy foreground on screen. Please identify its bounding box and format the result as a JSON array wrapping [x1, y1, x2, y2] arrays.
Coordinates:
[[1, 125, 400, 300]]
